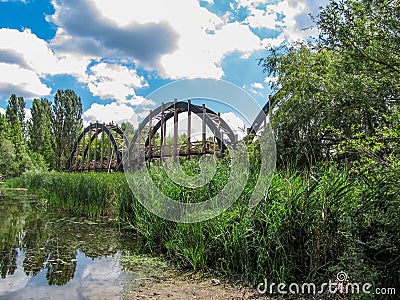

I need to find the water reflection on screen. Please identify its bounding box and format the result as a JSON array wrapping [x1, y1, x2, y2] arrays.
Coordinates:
[[0, 191, 140, 299]]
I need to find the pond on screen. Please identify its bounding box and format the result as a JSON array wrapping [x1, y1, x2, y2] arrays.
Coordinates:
[[0, 190, 149, 300]]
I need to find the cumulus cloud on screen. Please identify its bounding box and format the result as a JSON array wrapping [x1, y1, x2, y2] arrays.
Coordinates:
[[240, 0, 327, 43], [0, 49, 31, 69], [87, 62, 150, 104], [49, 0, 179, 70], [0, 0, 326, 115], [221, 112, 246, 139], [0, 107, 5, 115], [0, 63, 51, 98], [0, 28, 90, 98], [82, 102, 138, 127], [50, 0, 265, 79], [161, 21, 262, 79], [245, 5, 282, 30], [0, 28, 89, 78]]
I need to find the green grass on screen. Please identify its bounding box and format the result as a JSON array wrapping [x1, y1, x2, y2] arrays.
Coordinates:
[[6, 160, 400, 293]]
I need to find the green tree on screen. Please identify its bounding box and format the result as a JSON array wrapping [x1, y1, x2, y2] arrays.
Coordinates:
[[0, 139, 18, 177], [18, 96, 26, 134], [28, 98, 55, 168], [5, 94, 18, 125], [4, 94, 29, 173], [0, 113, 12, 140], [5, 94, 25, 135], [52, 90, 83, 170], [317, 0, 400, 75], [259, 0, 400, 169]]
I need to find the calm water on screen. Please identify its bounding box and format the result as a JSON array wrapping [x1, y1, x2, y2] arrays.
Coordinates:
[[0, 191, 142, 300]]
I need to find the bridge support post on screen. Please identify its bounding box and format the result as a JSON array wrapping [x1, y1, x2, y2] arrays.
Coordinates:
[[202, 104, 206, 154], [218, 112, 222, 155], [187, 100, 191, 159], [160, 102, 165, 160], [94, 122, 98, 171], [88, 123, 92, 171], [100, 123, 105, 171], [107, 129, 112, 172], [173, 99, 178, 160]]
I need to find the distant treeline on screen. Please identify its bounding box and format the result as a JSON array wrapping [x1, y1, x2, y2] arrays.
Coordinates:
[[0, 90, 82, 176]]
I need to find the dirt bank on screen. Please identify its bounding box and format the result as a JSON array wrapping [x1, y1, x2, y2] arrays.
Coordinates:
[[123, 272, 264, 300]]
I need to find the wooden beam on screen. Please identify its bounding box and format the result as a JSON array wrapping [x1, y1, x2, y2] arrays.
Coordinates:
[[187, 100, 191, 159], [173, 99, 178, 160], [94, 122, 98, 171], [80, 129, 86, 171], [202, 104, 206, 154], [100, 123, 105, 170], [107, 128, 112, 172], [87, 124, 92, 171], [160, 102, 165, 159]]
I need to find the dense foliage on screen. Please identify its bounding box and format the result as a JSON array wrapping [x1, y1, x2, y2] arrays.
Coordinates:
[[10, 161, 399, 292], [260, 0, 400, 170], [0, 90, 82, 176]]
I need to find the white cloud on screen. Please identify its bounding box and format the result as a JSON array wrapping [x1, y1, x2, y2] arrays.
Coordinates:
[[82, 102, 138, 127], [245, 6, 281, 29], [252, 82, 264, 89], [221, 112, 246, 140], [0, 63, 51, 97], [49, 0, 178, 70], [52, 0, 263, 79], [24, 107, 31, 122], [276, 0, 316, 40], [85, 0, 321, 79], [0, 28, 89, 78], [264, 76, 278, 84], [161, 21, 262, 79], [0, 28, 90, 98], [241, 0, 320, 42], [0, 107, 5, 115], [0, 0, 323, 102], [87, 62, 148, 103]]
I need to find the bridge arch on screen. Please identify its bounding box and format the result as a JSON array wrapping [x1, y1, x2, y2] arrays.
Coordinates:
[[124, 100, 237, 166], [246, 91, 281, 141], [67, 122, 128, 172]]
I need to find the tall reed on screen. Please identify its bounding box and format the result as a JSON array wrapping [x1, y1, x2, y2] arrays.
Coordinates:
[[9, 161, 399, 291]]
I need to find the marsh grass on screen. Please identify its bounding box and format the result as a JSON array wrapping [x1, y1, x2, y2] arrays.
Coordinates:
[[8, 160, 399, 291]]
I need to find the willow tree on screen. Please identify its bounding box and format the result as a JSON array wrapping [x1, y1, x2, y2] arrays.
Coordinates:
[[260, 0, 400, 168]]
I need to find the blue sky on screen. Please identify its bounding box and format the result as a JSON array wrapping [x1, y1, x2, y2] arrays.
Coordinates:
[[0, 0, 327, 127]]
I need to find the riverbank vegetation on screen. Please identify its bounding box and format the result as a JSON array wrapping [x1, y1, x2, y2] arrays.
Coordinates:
[[7, 161, 399, 292], [1, 0, 399, 296]]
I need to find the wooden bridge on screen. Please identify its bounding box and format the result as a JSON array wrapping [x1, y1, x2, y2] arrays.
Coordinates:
[[67, 98, 273, 172]]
